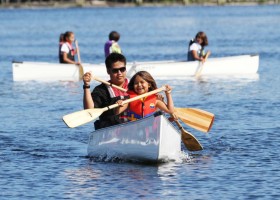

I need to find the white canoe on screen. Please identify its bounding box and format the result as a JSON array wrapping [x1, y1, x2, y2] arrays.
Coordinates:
[[12, 54, 259, 82], [87, 114, 181, 163]]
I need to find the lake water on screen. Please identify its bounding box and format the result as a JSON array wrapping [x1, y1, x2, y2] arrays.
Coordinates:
[[1, 5, 280, 199]]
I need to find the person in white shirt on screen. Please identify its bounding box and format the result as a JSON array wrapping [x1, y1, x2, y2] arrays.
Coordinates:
[[187, 31, 210, 62], [59, 31, 80, 65]]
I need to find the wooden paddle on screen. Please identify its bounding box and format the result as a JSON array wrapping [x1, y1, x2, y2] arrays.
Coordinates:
[[63, 86, 166, 128], [92, 76, 126, 92], [75, 39, 84, 80], [90, 75, 215, 132], [175, 107, 214, 133], [126, 62, 137, 78], [174, 118, 203, 151], [195, 51, 211, 77]]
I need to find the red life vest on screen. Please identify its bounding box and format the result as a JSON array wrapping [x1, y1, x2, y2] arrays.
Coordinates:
[[127, 90, 157, 121]]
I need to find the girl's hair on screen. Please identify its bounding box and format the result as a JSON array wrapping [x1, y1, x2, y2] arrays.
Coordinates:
[[63, 31, 74, 41], [59, 33, 64, 43], [128, 71, 158, 92], [195, 31, 208, 47]]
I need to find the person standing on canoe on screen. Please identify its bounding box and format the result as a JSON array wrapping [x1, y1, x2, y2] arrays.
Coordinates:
[[115, 71, 175, 121], [59, 31, 80, 65], [83, 53, 129, 130], [187, 31, 210, 62], [104, 31, 122, 58]]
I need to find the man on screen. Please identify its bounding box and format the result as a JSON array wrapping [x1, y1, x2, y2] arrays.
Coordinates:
[[83, 53, 129, 130]]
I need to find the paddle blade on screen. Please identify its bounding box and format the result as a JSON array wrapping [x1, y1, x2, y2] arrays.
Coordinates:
[[62, 108, 104, 128], [174, 120, 203, 151], [181, 129, 203, 151], [175, 108, 215, 133]]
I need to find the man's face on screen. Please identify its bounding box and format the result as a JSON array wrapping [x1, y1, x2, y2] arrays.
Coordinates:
[[108, 61, 126, 86]]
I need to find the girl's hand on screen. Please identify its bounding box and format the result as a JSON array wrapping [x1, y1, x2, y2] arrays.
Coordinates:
[[165, 85, 172, 94], [168, 113, 178, 122], [156, 93, 164, 101], [116, 100, 124, 107]]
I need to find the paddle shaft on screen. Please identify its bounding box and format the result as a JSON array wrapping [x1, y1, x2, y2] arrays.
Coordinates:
[[104, 86, 166, 111], [195, 51, 210, 77], [92, 76, 127, 92], [75, 40, 84, 80], [75, 40, 81, 63], [126, 62, 137, 78]]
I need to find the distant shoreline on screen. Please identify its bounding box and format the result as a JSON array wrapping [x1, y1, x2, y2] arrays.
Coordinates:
[[1, 0, 279, 9]]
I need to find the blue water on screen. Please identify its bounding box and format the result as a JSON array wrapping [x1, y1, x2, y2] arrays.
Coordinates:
[[1, 5, 280, 199]]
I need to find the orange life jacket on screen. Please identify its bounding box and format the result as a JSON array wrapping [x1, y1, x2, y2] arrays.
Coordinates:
[[127, 90, 157, 121]]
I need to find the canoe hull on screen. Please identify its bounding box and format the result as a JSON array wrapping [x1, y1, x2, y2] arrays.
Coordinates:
[[12, 61, 81, 82], [87, 114, 181, 163], [12, 54, 259, 82], [126, 54, 259, 79]]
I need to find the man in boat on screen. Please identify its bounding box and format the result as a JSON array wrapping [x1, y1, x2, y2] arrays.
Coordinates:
[[104, 31, 122, 58], [83, 53, 129, 130]]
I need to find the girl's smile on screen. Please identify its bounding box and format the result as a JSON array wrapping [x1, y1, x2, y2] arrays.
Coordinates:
[[133, 75, 150, 95]]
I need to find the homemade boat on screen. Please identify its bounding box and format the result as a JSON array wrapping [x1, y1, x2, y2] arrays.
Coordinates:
[[12, 54, 259, 82], [87, 113, 181, 163]]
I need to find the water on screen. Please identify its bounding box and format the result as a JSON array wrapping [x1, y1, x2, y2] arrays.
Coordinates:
[[1, 5, 280, 199]]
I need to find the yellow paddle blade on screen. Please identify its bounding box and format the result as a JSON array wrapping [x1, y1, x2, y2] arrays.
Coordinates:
[[175, 108, 215, 133], [62, 108, 104, 128], [78, 65, 84, 80]]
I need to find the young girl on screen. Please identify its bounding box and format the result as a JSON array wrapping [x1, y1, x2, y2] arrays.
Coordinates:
[[187, 31, 210, 62], [59, 31, 80, 65], [115, 71, 174, 121]]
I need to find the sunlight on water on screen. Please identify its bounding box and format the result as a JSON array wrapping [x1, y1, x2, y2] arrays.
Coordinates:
[[0, 5, 280, 199]]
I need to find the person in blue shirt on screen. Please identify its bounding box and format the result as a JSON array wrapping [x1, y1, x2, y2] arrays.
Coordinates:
[[104, 31, 122, 58]]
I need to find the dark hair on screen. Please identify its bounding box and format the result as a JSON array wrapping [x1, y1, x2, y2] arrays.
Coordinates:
[[105, 53, 126, 70], [128, 71, 157, 92], [195, 31, 208, 47], [109, 31, 120, 41], [64, 31, 74, 41], [59, 33, 64, 43]]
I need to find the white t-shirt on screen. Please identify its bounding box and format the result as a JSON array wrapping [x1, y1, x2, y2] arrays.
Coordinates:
[[61, 43, 71, 54], [189, 42, 202, 52]]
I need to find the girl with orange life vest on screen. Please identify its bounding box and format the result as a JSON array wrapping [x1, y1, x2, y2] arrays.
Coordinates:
[[59, 31, 80, 65], [115, 71, 175, 121]]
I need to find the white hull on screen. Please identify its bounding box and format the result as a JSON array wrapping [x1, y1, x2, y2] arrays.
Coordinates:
[[12, 54, 259, 82], [127, 54, 259, 79], [87, 114, 181, 163]]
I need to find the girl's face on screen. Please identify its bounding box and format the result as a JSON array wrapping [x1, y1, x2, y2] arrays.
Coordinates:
[[133, 75, 150, 95], [67, 34, 75, 43], [196, 37, 203, 44]]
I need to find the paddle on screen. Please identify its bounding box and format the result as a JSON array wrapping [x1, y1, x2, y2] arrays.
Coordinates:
[[75, 39, 84, 80], [195, 51, 211, 77], [89, 75, 215, 132], [63, 86, 167, 128], [175, 107, 214, 133], [126, 61, 137, 78], [173, 118, 203, 151], [92, 75, 126, 92]]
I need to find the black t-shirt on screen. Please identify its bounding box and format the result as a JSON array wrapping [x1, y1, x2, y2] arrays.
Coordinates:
[[92, 83, 129, 130]]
